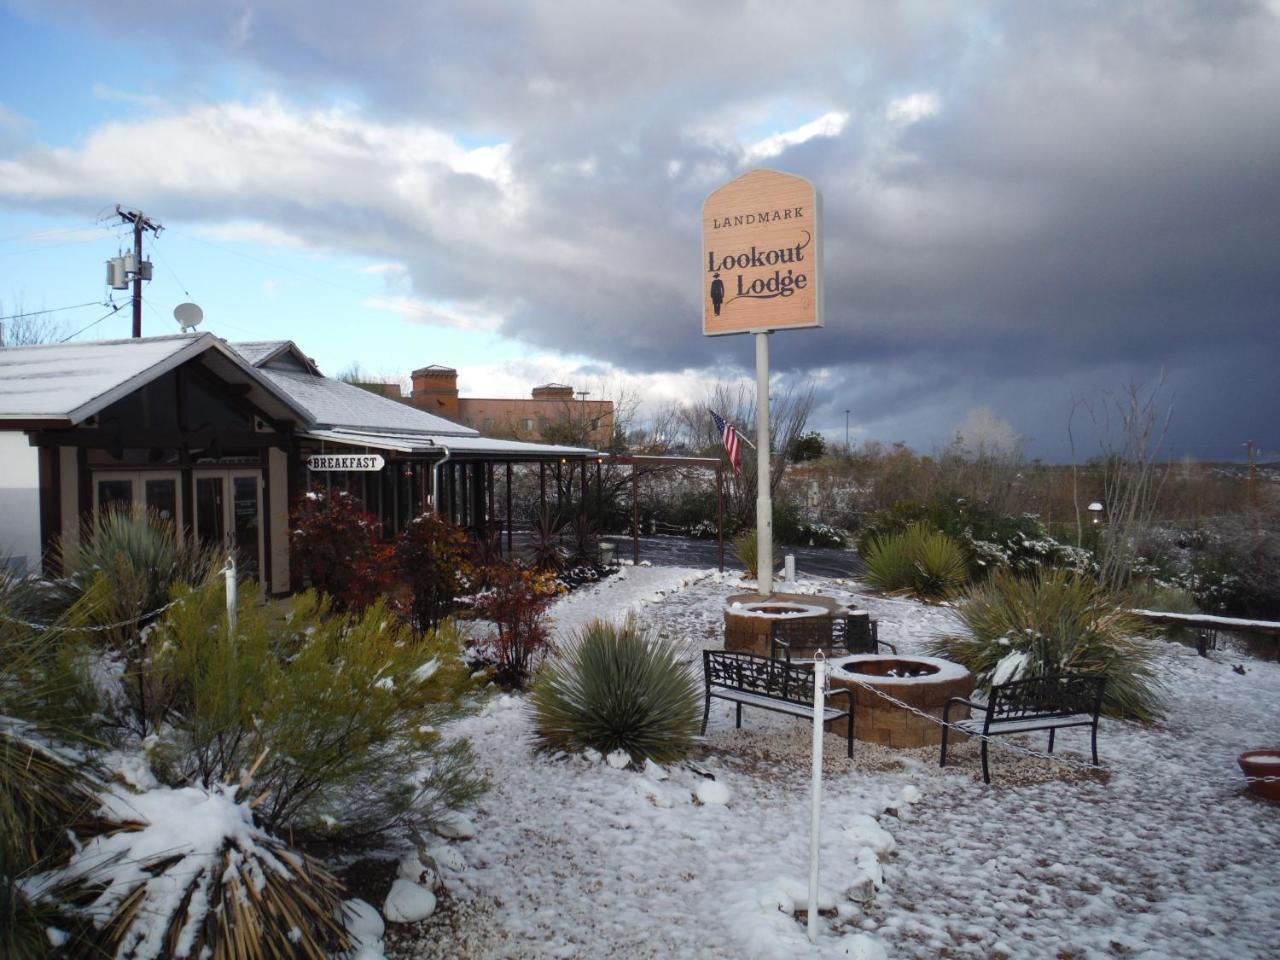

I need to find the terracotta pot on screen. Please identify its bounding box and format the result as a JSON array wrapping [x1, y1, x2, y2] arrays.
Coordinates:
[[1238, 749, 1280, 801]]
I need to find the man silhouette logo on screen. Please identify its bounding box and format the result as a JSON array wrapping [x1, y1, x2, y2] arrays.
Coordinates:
[[710, 272, 725, 316]]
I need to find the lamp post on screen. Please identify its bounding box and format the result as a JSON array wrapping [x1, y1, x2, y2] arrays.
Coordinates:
[[845, 409, 850, 450], [1088, 501, 1104, 524]]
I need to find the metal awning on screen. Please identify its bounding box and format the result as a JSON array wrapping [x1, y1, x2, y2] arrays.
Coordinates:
[[301, 428, 602, 461]]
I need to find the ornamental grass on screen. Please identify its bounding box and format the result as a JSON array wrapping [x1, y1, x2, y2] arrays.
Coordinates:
[[530, 618, 702, 763], [929, 568, 1165, 721], [863, 523, 969, 601]]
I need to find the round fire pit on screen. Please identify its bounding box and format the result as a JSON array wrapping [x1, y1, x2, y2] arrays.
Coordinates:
[[828, 654, 974, 749], [723, 593, 843, 656]]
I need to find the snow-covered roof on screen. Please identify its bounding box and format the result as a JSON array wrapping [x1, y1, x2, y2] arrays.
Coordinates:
[[303, 427, 600, 460], [228, 340, 321, 374], [259, 368, 479, 437], [0, 334, 309, 424]]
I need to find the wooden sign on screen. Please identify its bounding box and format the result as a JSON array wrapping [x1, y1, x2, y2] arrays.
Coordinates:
[[306, 453, 385, 472], [702, 168, 822, 336]]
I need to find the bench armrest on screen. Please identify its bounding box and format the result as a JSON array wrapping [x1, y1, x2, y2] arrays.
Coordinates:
[[943, 696, 986, 721]]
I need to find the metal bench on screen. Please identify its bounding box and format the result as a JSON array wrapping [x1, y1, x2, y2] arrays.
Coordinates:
[[939, 674, 1106, 783], [702, 650, 854, 757], [770, 610, 897, 661]]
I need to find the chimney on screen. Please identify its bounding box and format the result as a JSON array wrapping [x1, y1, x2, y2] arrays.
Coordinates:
[[410, 364, 460, 418]]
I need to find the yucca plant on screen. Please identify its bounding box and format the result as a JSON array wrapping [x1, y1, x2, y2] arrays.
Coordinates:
[[929, 568, 1165, 721], [732, 529, 777, 581], [29, 783, 350, 960], [530, 618, 702, 763], [863, 523, 969, 601]]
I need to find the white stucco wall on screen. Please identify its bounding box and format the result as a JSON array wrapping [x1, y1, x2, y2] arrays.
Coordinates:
[[0, 433, 41, 574]]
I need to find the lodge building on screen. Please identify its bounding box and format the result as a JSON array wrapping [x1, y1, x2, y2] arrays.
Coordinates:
[[0, 334, 601, 592]]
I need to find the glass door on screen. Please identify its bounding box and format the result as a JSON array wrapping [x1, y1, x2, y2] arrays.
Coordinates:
[[193, 470, 263, 582]]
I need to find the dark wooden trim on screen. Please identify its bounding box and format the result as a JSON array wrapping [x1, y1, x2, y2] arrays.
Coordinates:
[[260, 460, 273, 592], [76, 447, 91, 520], [38, 446, 61, 575], [33, 429, 282, 449]]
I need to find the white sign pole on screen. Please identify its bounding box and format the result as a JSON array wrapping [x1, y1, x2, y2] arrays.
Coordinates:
[[224, 552, 237, 641], [808, 653, 825, 944], [755, 331, 773, 597]]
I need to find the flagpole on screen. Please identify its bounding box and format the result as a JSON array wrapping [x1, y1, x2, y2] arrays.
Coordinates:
[[755, 332, 773, 596]]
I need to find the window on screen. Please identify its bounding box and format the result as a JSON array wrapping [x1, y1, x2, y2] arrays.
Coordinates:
[[521, 418, 534, 431]]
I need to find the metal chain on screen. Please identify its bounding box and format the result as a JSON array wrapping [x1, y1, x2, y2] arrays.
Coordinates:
[[0, 594, 189, 633], [834, 670, 1280, 786]]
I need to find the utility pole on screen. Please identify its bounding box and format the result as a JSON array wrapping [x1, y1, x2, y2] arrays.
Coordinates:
[[112, 206, 162, 338], [845, 409, 850, 449]]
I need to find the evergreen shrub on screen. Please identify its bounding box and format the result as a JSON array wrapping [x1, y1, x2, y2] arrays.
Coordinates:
[[930, 569, 1164, 721], [150, 584, 484, 840], [530, 618, 702, 763]]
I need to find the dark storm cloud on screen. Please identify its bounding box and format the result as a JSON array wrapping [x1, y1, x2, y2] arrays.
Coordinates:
[[6, 0, 1279, 458]]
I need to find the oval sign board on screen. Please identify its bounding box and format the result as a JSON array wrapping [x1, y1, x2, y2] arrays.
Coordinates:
[[307, 453, 385, 472], [702, 168, 822, 336]]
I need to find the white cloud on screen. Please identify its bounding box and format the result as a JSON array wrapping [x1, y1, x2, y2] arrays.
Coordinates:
[[743, 110, 849, 163], [196, 221, 312, 249], [365, 294, 504, 332], [886, 92, 941, 125]]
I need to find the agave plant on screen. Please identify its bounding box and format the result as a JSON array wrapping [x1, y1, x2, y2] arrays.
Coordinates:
[[863, 523, 968, 601], [28, 783, 350, 960], [530, 618, 702, 763], [929, 568, 1165, 721], [732, 529, 777, 581]]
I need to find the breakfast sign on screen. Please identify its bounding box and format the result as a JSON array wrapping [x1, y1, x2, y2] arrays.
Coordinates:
[[702, 168, 822, 336]]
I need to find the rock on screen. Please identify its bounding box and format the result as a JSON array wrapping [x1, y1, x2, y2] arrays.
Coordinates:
[[844, 814, 895, 856], [428, 844, 466, 873], [845, 874, 877, 904], [433, 812, 476, 840], [635, 778, 673, 808], [775, 876, 837, 912], [695, 779, 730, 806], [582, 748, 604, 765], [838, 933, 888, 959], [899, 784, 922, 805], [383, 878, 437, 923], [855, 847, 884, 890], [643, 758, 669, 781], [397, 851, 437, 887], [341, 898, 385, 944], [606, 749, 631, 769]]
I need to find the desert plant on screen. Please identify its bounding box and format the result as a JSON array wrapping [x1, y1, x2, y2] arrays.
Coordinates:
[[394, 512, 473, 633], [929, 568, 1165, 721], [732, 528, 778, 580], [863, 523, 969, 601], [530, 618, 702, 763], [29, 782, 350, 960], [529, 507, 567, 573], [290, 491, 388, 610], [149, 583, 484, 841], [53, 507, 222, 642], [473, 562, 560, 689]]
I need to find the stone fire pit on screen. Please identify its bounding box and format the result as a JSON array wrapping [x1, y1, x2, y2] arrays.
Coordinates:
[[723, 592, 844, 656], [827, 654, 973, 748]]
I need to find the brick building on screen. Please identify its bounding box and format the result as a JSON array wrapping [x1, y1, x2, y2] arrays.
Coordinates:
[[404, 365, 615, 447]]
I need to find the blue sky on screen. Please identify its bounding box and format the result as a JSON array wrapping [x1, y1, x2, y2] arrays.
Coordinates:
[[2, 1, 1277, 460]]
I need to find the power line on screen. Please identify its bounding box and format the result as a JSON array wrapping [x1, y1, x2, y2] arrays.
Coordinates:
[[0, 300, 105, 322], [61, 300, 128, 342]]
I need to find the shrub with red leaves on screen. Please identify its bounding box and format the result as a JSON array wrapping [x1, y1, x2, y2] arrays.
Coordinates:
[[473, 562, 562, 689], [393, 512, 473, 634], [290, 490, 388, 610]]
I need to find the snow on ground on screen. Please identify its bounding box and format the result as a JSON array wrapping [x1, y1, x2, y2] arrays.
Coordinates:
[[394, 570, 1280, 960]]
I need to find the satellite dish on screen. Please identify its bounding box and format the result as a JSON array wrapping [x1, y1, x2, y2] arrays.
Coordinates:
[[174, 302, 204, 331]]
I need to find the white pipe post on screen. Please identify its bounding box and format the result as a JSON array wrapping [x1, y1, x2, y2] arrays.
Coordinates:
[[755, 331, 773, 596], [808, 653, 825, 944], [224, 553, 237, 640]]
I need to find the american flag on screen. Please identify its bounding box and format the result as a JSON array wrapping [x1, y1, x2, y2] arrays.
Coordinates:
[[711, 411, 742, 475]]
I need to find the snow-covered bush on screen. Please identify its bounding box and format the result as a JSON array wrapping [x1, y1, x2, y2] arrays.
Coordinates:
[[930, 569, 1165, 721], [393, 511, 473, 633], [863, 523, 969, 601], [530, 618, 702, 763], [149, 583, 484, 841], [27, 783, 349, 960]]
